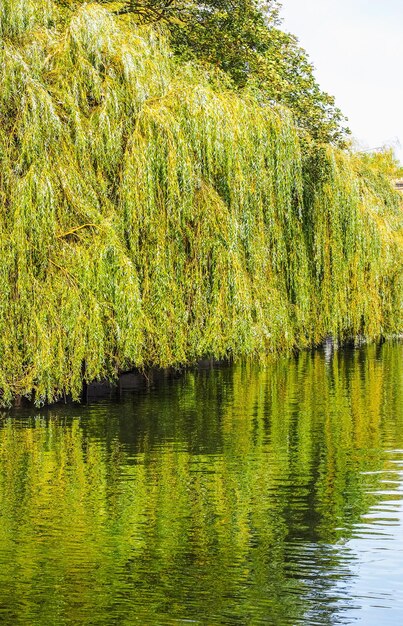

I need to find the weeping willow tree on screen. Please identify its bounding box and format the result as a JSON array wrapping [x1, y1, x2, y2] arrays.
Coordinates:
[[0, 1, 402, 405]]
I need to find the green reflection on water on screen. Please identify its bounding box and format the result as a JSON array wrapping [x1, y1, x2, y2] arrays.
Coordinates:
[[0, 343, 402, 625]]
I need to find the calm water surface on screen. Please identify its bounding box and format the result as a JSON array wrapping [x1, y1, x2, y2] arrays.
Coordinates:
[[0, 343, 402, 625]]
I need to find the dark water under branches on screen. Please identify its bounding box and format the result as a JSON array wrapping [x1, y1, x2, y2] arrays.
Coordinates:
[[0, 343, 402, 625]]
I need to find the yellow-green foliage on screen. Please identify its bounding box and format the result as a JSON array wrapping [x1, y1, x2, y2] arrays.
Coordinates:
[[0, 2, 402, 404]]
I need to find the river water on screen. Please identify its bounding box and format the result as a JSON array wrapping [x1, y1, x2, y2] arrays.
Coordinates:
[[0, 343, 402, 625]]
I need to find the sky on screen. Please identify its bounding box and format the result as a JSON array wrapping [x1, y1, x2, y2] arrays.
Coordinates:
[[280, 0, 403, 163]]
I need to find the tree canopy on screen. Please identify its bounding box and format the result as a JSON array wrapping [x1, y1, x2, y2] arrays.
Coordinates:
[[0, 1, 401, 405], [55, 1, 350, 145]]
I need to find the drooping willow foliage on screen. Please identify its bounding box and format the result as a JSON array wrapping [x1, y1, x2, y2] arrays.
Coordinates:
[[0, 2, 402, 404]]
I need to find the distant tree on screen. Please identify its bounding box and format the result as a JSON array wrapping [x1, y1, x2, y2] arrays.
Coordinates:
[[249, 28, 350, 146]]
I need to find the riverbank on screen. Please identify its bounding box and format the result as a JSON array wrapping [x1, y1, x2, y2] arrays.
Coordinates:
[[8, 336, 402, 409]]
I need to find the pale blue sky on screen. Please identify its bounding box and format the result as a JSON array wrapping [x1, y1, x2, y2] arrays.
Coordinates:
[[280, 0, 403, 162]]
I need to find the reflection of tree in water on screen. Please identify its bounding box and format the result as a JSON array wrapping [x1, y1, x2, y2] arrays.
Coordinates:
[[0, 343, 402, 624]]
